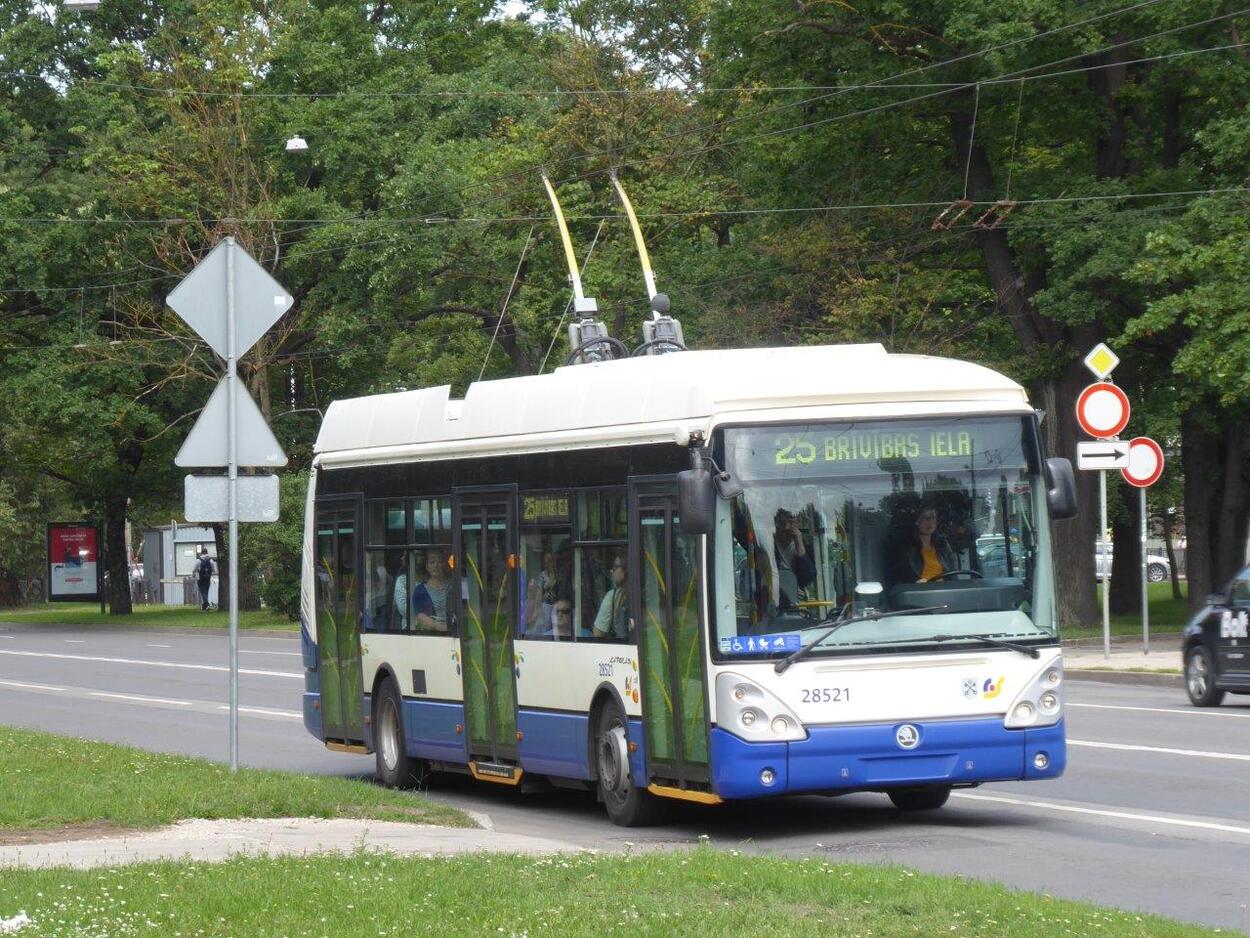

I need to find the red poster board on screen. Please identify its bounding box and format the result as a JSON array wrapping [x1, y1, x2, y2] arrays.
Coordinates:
[[47, 523, 101, 602]]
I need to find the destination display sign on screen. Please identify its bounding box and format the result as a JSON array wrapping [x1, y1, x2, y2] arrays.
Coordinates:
[[522, 494, 570, 524], [727, 418, 1032, 480]]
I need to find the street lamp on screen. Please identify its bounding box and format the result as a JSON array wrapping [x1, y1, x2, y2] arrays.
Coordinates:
[[285, 135, 308, 153]]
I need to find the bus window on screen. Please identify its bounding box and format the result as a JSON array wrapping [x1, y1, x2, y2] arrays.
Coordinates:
[[573, 488, 628, 643], [363, 548, 405, 632], [519, 532, 572, 639], [367, 500, 407, 546]]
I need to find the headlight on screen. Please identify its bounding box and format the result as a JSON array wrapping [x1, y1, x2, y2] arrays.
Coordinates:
[[716, 672, 807, 742], [1004, 655, 1063, 729]]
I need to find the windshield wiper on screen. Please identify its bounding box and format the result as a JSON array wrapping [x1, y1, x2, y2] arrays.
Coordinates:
[[774, 605, 948, 674], [923, 633, 1040, 658]]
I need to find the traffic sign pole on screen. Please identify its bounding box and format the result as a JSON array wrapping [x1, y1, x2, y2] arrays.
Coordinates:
[[1140, 487, 1149, 656], [226, 238, 239, 773], [1100, 469, 1110, 660]]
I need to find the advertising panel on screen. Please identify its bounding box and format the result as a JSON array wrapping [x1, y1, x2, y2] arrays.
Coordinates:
[[47, 523, 101, 602]]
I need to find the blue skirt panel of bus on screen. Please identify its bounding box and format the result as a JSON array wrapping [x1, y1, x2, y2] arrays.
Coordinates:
[[517, 711, 591, 779], [709, 718, 1066, 800], [402, 699, 469, 764], [303, 690, 322, 739], [300, 619, 318, 671]]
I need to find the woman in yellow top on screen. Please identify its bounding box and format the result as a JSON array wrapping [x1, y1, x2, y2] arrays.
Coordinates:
[[902, 505, 958, 583]]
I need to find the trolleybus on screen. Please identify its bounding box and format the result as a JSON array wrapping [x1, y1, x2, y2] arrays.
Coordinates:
[[300, 343, 1077, 825]]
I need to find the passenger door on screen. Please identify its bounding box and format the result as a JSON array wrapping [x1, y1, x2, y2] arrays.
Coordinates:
[[631, 481, 710, 789], [454, 488, 519, 772], [1217, 566, 1250, 680], [314, 498, 365, 743]]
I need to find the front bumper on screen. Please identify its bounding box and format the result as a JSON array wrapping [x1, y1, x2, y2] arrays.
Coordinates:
[[709, 716, 1065, 799]]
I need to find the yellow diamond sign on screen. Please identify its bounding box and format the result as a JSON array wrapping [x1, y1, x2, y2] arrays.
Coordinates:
[[1083, 343, 1119, 379]]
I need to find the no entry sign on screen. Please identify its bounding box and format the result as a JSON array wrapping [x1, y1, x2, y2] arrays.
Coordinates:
[[1121, 436, 1164, 488], [1075, 382, 1130, 439]]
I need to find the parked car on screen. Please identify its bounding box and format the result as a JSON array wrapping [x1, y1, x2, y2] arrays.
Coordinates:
[[1095, 541, 1170, 582], [1182, 563, 1250, 706]]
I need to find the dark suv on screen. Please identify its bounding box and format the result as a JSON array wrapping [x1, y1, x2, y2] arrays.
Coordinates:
[[1183, 563, 1250, 706]]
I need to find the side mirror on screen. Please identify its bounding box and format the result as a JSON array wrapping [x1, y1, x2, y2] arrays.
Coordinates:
[[1045, 457, 1077, 521], [677, 467, 715, 536]]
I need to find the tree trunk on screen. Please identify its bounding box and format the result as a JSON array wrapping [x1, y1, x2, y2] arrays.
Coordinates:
[[1182, 417, 1218, 612], [105, 500, 132, 615], [1108, 481, 1141, 614], [1213, 421, 1249, 587], [948, 105, 1099, 628], [214, 522, 228, 612]]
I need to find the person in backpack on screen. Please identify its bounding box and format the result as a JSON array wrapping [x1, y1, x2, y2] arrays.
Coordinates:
[[196, 548, 215, 611]]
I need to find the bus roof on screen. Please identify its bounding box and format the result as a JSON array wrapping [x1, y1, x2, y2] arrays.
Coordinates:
[[314, 344, 1029, 466]]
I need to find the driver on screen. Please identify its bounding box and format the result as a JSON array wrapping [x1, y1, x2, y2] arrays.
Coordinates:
[[898, 504, 957, 583]]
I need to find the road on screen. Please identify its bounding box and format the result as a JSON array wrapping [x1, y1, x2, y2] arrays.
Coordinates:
[[1, 625, 1247, 932]]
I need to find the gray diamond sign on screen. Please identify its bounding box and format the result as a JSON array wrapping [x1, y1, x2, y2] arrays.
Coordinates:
[[167, 239, 294, 359]]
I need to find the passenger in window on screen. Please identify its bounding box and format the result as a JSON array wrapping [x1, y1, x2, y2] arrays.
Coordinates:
[[773, 509, 816, 611], [548, 598, 577, 640], [523, 575, 549, 635], [413, 551, 453, 632], [593, 555, 632, 641], [392, 557, 410, 630], [898, 504, 958, 583]]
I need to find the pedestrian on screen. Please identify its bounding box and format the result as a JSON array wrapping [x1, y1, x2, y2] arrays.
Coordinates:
[[196, 548, 214, 610]]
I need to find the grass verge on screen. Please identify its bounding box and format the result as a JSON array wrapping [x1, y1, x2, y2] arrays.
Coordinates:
[[0, 602, 294, 630], [0, 725, 469, 837], [1064, 581, 1190, 639], [0, 850, 1217, 937]]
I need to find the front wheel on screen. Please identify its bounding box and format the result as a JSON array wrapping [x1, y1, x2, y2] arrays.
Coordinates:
[[1148, 563, 1167, 583], [888, 785, 951, 811], [1185, 646, 1225, 707], [595, 700, 663, 827], [374, 679, 429, 788]]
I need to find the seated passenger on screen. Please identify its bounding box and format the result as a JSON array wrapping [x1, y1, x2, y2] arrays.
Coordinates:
[[897, 504, 958, 583], [592, 555, 631, 640], [413, 551, 453, 632], [547, 597, 578, 640]]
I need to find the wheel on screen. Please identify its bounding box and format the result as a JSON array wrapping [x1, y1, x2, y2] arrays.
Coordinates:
[[1185, 646, 1225, 707], [594, 699, 663, 827], [888, 785, 951, 811], [374, 679, 428, 788], [1148, 563, 1167, 583]]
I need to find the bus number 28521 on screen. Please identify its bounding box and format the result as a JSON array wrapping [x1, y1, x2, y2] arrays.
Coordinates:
[[801, 687, 850, 704]]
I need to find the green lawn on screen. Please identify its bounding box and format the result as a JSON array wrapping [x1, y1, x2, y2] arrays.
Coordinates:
[[0, 602, 295, 630], [0, 849, 1217, 937], [1063, 581, 1191, 639], [0, 725, 468, 837]]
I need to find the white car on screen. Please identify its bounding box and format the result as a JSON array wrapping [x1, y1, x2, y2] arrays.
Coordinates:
[[1095, 542, 1170, 582]]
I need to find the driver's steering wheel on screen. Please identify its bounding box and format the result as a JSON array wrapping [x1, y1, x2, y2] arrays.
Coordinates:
[[931, 569, 982, 581]]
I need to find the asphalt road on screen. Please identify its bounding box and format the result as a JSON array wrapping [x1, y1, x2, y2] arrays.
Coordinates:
[[1, 625, 1248, 932]]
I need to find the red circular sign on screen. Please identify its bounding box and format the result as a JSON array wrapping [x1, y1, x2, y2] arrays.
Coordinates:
[[1075, 382, 1130, 439], [1121, 436, 1164, 488]]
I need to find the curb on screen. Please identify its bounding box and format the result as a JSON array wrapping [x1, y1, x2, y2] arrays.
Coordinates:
[[0, 622, 298, 639], [1066, 668, 1183, 688]]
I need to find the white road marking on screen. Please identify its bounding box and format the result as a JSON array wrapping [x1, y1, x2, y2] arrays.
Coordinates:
[[1070, 738, 1250, 762], [63, 639, 85, 644], [954, 791, 1250, 837], [238, 650, 301, 657], [0, 648, 300, 679], [89, 691, 192, 706], [1069, 701, 1250, 719], [145, 643, 172, 649], [219, 705, 302, 719], [0, 678, 64, 692]]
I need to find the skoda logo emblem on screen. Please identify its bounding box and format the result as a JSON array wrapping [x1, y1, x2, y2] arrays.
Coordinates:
[[895, 724, 921, 750]]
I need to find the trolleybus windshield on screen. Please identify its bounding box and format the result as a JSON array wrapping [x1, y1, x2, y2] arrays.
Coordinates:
[[713, 415, 1056, 659]]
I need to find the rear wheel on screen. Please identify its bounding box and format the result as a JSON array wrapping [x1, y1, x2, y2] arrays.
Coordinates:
[[595, 699, 663, 827], [1185, 646, 1225, 707], [888, 785, 951, 811], [1148, 563, 1167, 583], [374, 679, 429, 788]]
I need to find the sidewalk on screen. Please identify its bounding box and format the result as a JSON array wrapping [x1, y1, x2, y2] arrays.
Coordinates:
[[1063, 633, 1183, 688], [0, 818, 583, 870]]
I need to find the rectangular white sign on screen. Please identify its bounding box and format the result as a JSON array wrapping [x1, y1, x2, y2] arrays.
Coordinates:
[[184, 475, 280, 522], [1077, 440, 1129, 470]]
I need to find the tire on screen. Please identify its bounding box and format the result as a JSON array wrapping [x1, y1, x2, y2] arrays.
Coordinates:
[[374, 679, 428, 788], [594, 699, 663, 827], [1185, 646, 1225, 707], [1148, 563, 1167, 583], [888, 785, 952, 811]]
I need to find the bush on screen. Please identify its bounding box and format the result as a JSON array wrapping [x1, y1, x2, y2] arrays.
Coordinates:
[[240, 471, 308, 621]]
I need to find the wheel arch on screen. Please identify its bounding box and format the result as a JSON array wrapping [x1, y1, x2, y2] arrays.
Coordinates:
[[587, 681, 632, 777], [369, 663, 402, 753]]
